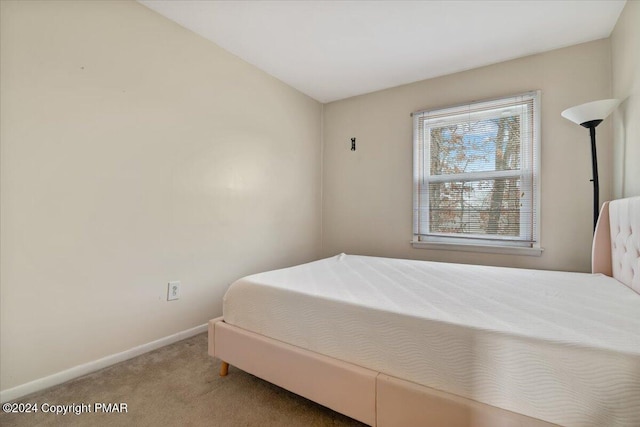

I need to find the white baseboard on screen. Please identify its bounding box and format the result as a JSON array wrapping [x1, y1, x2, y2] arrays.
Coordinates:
[[0, 323, 208, 403]]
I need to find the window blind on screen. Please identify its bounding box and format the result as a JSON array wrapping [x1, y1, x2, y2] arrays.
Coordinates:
[[413, 92, 540, 248]]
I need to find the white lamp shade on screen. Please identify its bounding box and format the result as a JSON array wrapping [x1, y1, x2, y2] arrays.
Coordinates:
[[561, 99, 621, 125]]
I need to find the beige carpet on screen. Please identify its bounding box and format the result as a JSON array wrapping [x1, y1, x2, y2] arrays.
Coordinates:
[[1, 333, 366, 427]]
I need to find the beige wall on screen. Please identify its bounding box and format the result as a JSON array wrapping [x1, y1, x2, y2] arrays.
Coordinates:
[[612, 0, 640, 198], [0, 1, 321, 391], [322, 40, 613, 273]]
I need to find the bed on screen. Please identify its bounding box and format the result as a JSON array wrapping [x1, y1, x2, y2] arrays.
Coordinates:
[[208, 196, 640, 427]]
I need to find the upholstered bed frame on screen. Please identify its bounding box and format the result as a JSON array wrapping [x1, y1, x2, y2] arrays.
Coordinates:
[[208, 197, 639, 427]]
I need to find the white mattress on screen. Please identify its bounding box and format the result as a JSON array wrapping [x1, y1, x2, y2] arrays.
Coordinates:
[[223, 254, 640, 426]]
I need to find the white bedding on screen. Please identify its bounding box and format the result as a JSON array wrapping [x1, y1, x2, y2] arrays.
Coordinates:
[[223, 254, 640, 426]]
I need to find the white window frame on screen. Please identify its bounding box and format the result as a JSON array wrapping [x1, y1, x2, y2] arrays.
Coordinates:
[[412, 91, 542, 256]]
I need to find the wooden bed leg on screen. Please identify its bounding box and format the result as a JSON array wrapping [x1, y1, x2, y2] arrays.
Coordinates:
[[219, 361, 229, 377]]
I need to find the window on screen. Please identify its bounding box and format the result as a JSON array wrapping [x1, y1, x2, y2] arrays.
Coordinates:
[[412, 91, 540, 254]]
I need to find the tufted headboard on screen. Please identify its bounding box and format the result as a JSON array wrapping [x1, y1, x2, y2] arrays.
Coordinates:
[[592, 196, 640, 293]]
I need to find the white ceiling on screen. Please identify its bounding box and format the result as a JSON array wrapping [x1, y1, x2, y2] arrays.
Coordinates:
[[138, 0, 626, 103]]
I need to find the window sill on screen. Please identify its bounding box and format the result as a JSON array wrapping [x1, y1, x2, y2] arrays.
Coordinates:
[[411, 240, 543, 256]]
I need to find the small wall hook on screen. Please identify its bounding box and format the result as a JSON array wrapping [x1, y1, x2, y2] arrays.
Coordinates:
[[350, 137, 356, 151]]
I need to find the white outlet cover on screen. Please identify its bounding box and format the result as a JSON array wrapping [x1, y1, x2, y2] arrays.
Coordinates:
[[167, 281, 180, 301]]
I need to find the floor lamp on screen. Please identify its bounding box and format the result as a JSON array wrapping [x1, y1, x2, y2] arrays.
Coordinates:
[[561, 99, 620, 232]]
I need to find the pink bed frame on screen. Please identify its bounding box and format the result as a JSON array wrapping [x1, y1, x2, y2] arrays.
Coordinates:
[[208, 197, 639, 426]]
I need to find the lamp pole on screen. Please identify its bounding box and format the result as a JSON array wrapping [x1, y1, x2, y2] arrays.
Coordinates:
[[581, 119, 603, 232]]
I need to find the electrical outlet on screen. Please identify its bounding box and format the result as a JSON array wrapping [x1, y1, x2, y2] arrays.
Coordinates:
[[167, 281, 180, 301]]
